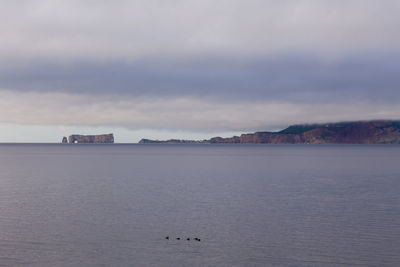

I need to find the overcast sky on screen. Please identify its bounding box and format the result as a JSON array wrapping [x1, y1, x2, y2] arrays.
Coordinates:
[[1, 0, 399, 142]]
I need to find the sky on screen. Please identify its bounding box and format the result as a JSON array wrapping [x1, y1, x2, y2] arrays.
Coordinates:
[[1, 0, 400, 142]]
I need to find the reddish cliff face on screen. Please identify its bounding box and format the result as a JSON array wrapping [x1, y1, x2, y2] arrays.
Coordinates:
[[213, 120, 400, 144], [298, 121, 400, 144], [67, 134, 114, 144], [239, 132, 302, 144]]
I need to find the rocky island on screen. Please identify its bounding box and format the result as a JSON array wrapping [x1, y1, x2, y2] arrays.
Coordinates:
[[139, 120, 400, 144], [62, 134, 114, 144]]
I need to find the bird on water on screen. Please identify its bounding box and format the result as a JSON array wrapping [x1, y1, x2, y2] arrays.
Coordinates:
[[165, 235, 200, 241]]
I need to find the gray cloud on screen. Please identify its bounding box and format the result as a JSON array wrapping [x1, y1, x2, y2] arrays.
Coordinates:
[[1, 0, 399, 103], [1, 53, 400, 103], [0, 0, 399, 61]]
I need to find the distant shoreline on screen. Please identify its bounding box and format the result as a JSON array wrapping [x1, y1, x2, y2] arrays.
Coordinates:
[[1, 143, 400, 146], [139, 120, 400, 145]]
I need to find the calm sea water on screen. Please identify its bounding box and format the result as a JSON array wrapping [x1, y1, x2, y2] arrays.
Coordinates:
[[0, 144, 399, 266]]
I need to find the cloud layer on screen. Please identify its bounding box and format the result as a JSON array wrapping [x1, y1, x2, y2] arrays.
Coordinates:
[[2, 53, 400, 104], [1, 0, 399, 61], [1, 90, 399, 132], [1, 1, 399, 135]]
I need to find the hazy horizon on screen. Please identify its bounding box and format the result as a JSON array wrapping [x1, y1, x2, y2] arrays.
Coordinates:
[[1, 119, 398, 144]]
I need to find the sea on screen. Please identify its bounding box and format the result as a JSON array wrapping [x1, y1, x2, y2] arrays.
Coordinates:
[[0, 144, 399, 266]]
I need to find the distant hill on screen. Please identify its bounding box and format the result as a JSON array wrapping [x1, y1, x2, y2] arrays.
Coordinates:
[[139, 120, 400, 144]]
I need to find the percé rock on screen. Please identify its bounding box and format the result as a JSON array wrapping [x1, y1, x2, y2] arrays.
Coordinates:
[[210, 120, 400, 144], [68, 134, 114, 144], [62, 136, 68, 144]]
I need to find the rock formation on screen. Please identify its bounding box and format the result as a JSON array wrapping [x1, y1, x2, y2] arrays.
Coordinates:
[[62, 136, 68, 144], [67, 134, 114, 144]]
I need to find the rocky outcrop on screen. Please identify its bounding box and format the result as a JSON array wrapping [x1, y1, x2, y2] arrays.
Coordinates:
[[62, 136, 68, 144], [67, 134, 114, 144]]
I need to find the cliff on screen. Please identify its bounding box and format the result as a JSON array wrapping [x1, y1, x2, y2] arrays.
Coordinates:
[[139, 120, 400, 144], [210, 120, 400, 144], [66, 134, 114, 144]]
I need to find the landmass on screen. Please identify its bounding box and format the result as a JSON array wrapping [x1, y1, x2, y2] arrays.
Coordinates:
[[139, 120, 400, 144], [139, 139, 207, 144], [62, 134, 114, 144]]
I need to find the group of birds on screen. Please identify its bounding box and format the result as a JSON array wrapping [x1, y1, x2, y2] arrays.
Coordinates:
[[165, 236, 201, 241]]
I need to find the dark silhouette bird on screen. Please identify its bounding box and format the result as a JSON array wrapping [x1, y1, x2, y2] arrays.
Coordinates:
[[176, 237, 180, 240], [194, 238, 201, 241], [165, 236, 169, 240], [186, 238, 190, 241]]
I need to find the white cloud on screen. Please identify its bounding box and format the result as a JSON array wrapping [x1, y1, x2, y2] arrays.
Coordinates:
[[0, 0, 399, 61], [0, 89, 399, 132]]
